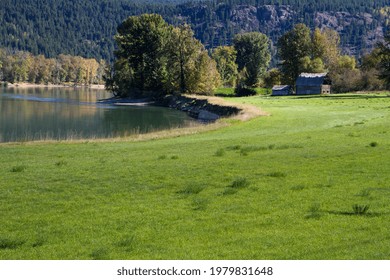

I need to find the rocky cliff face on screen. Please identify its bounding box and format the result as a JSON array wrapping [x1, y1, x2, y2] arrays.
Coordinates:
[[180, 4, 386, 56], [314, 11, 384, 54], [233, 5, 296, 35]]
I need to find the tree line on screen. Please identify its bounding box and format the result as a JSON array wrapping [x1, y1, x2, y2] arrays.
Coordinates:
[[108, 13, 390, 97], [0, 49, 107, 85], [106, 14, 274, 97], [276, 24, 390, 92]]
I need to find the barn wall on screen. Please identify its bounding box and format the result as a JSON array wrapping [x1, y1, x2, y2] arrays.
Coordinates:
[[321, 85, 331, 94], [296, 86, 321, 95], [272, 90, 289, 96]]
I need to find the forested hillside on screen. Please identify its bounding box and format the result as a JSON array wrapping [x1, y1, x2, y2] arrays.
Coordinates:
[[1, 0, 389, 61]]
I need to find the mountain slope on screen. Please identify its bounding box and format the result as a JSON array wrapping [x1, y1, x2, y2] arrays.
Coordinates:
[[0, 0, 389, 61]]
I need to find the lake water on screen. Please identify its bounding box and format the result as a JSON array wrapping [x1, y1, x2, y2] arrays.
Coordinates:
[[0, 86, 198, 142]]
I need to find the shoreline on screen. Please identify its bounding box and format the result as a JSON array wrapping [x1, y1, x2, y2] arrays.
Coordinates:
[[3, 82, 266, 120], [0, 89, 267, 145], [99, 94, 267, 121], [183, 94, 268, 121], [97, 97, 155, 106], [4, 82, 105, 90]]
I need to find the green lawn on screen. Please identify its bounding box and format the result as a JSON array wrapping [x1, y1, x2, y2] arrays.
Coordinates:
[[1, 93, 390, 259]]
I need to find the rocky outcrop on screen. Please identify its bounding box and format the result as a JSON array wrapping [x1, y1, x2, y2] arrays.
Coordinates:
[[178, 4, 386, 57], [230, 5, 260, 32], [157, 95, 241, 121], [227, 5, 296, 35], [256, 5, 296, 35], [314, 11, 384, 55], [198, 110, 220, 121]]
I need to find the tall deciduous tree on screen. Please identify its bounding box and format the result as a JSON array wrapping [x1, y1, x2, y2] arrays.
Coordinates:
[[278, 23, 312, 85], [107, 15, 220, 97], [165, 24, 203, 93], [233, 32, 271, 87], [263, 68, 282, 89], [314, 28, 341, 70], [360, 48, 385, 90], [187, 50, 221, 95], [212, 46, 238, 87], [166, 24, 220, 94], [330, 55, 361, 92], [114, 14, 169, 95], [377, 32, 390, 87]]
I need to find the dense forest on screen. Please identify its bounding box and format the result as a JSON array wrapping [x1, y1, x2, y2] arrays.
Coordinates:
[[1, 0, 389, 62]]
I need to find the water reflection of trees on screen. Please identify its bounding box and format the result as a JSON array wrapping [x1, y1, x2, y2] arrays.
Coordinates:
[[0, 87, 196, 142], [102, 106, 196, 136]]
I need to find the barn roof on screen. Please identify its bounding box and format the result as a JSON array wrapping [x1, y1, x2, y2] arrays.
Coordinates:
[[272, 85, 290, 90], [296, 73, 329, 86]]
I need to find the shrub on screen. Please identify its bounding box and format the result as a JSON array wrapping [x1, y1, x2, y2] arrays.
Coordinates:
[[214, 148, 225, 157], [356, 189, 371, 197], [305, 203, 322, 219], [268, 144, 275, 150], [226, 145, 241, 151], [191, 198, 208, 210], [239, 145, 268, 156], [267, 172, 286, 178], [10, 165, 26, 172], [291, 185, 305, 191], [177, 184, 205, 195], [0, 237, 25, 249], [235, 86, 257, 97], [352, 204, 370, 215], [116, 235, 135, 251], [222, 188, 238, 195], [55, 160, 67, 167], [230, 177, 250, 189], [369, 142, 378, 147], [90, 247, 109, 260], [32, 235, 46, 248]]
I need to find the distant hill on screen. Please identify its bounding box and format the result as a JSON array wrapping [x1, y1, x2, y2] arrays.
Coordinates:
[[0, 0, 389, 61]]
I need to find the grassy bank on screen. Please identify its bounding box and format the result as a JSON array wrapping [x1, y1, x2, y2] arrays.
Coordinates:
[[1, 93, 390, 259]]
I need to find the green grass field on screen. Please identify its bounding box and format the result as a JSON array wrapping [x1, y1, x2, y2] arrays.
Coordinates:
[[1, 93, 390, 260]]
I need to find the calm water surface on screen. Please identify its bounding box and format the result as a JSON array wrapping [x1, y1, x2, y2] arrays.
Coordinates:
[[0, 86, 197, 142]]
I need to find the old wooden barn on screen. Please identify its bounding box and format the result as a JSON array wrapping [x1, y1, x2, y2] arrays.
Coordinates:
[[296, 73, 331, 95], [272, 85, 291, 96]]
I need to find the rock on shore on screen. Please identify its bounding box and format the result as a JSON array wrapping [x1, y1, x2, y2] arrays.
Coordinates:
[[157, 95, 241, 121]]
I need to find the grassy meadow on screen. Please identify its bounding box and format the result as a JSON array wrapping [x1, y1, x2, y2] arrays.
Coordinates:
[[1, 93, 390, 259]]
